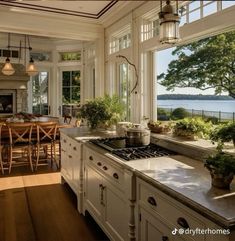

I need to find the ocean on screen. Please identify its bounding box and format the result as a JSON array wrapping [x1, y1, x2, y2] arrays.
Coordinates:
[[158, 100, 235, 113]]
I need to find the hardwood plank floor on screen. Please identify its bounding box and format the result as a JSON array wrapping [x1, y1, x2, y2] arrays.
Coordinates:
[[0, 171, 109, 241]]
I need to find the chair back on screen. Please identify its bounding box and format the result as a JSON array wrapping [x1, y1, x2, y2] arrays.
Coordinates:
[[7, 122, 33, 146], [36, 122, 57, 144], [63, 115, 72, 124]]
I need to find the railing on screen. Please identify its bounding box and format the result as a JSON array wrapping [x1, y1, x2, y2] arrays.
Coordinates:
[[158, 107, 235, 123]]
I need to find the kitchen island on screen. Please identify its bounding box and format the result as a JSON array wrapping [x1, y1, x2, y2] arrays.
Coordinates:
[[60, 127, 235, 241]]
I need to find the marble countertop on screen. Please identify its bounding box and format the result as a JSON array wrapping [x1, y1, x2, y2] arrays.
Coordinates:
[[61, 127, 235, 228], [124, 155, 235, 229], [60, 126, 117, 142]]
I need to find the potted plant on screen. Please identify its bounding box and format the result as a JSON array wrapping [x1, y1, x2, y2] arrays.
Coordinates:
[[148, 121, 171, 134], [204, 151, 235, 189], [210, 122, 235, 148], [77, 98, 111, 129], [173, 118, 212, 140]]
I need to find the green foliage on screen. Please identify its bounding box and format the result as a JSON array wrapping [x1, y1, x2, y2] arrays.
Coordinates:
[[77, 98, 111, 129], [204, 152, 235, 176], [157, 108, 170, 120], [171, 107, 189, 120], [158, 31, 235, 98], [102, 94, 125, 126], [173, 118, 212, 138], [78, 94, 125, 129], [210, 122, 235, 149], [205, 116, 219, 125]]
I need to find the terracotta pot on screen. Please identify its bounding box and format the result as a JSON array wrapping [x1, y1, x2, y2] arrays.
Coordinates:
[[210, 171, 234, 189]]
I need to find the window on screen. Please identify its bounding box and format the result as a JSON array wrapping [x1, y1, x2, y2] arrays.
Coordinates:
[[30, 51, 51, 62], [62, 70, 80, 117], [141, 18, 160, 42], [0, 49, 19, 58], [109, 25, 131, 54], [119, 63, 131, 121], [179, 0, 234, 26], [60, 51, 81, 61], [32, 72, 49, 115]]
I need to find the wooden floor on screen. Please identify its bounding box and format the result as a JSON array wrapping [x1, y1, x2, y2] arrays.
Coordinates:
[[0, 168, 109, 241]]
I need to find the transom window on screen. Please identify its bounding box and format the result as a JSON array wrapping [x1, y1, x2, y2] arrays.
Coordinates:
[[60, 51, 81, 61], [109, 25, 131, 54]]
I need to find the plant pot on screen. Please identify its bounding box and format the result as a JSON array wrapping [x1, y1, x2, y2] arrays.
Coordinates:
[[210, 171, 234, 189]]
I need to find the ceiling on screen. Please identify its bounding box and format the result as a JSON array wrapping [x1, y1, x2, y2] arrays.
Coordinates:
[[0, 0, 118, 19]]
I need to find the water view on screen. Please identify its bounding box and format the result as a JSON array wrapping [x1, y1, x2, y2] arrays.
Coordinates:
[[158, 99, 235, 113]]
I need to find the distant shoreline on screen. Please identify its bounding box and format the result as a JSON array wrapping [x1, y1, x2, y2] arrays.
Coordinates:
[[158, 94, 233, 100]]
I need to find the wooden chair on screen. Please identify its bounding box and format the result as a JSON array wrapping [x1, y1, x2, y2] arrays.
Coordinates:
[[34, 122, 57, 170], [6, 122, 34, 174]]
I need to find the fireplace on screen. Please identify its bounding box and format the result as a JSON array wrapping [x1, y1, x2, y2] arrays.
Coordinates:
[[0, 90, 16, 115]]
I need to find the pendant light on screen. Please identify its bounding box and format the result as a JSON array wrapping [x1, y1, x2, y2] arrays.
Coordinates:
[[1, 33, 38, 77], [1, 34, 15, 76], [26, 57, 38, 76], [159, 0, 181, 44], [2, 57, 15, 76]]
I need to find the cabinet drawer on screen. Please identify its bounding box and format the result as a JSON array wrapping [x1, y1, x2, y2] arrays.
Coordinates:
[[85, 147, 124, 190], [138, 180, 205, 241]]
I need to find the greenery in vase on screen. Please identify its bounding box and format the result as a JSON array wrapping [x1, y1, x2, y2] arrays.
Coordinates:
[[210, 122, 235, 148], [77, 94, 125, 129], [77, 99, 111, 129], [173, 117, 212, 139], [204, 152, 235, 176]]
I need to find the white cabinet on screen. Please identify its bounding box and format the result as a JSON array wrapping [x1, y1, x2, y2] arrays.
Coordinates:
[[84, 146, 130, 241], [60, 132, 83, 213], [136, 177, 231, 241]]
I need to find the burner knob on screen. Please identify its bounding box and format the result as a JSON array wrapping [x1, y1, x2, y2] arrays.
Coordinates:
[[89, 156, 93, 161], [97, 162, 102, 166], [103, 166, 108, 171]]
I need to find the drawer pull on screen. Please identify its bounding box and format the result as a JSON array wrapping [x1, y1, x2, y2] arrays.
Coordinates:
[[97, 162, 102, 166], [103, 166, 108, 171], [68, 155, 72, 159], [162, 236, 168, 241], [147, 196, 157, 206], [113, 173, 119, 179], [177, 217, 190, 229], [63, 139, 67, 143], [89, 156, 93, 161], [73, 147, 77, 151]]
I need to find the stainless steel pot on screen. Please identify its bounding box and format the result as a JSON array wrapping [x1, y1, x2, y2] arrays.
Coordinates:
[[126, 124, 150, 147]]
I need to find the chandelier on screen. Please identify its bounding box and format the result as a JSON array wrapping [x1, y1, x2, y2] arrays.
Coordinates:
[[158, 0, 181, 44], [1, 33, 38, 76]]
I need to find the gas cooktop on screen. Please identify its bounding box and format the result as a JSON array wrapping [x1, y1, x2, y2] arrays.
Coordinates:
[[89, 137, 176, 161]]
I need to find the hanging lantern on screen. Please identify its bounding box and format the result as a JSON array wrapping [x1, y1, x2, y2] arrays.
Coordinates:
[[26, 58, 38, 76], [159, 0, 180, 44], [2, 57, 15, 76]]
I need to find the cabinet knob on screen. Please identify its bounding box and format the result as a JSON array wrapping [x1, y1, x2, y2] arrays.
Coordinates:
[[73, 147, 77, 151], [68, 155, 72, 159], [147, 196, 157, 206], [103, 166, 108, 171], [162, 236, 168, 241], [89, 156, 93, 161], [177, 217, 190, 229], [97, 162, 102, 166], [113, 173, 119, 179], [63, 139, 66, 143]]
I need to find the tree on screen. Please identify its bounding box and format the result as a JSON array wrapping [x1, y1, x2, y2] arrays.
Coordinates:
[[158, 31, 235, 98]]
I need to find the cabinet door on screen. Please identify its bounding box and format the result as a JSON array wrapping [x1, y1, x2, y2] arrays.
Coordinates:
[[85, 165, 103, 222], [103, 178, 128, 241], [140, 207, 184, 241], [61, 147, 73, 182]]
